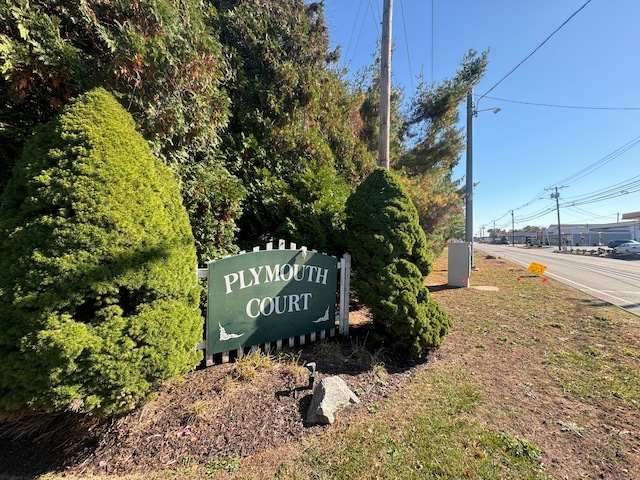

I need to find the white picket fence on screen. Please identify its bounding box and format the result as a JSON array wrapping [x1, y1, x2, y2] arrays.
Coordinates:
[[196, 239, 351, 366]]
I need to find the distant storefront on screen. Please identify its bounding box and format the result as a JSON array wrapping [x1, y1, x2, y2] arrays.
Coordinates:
[[505, 218, 639, 246]]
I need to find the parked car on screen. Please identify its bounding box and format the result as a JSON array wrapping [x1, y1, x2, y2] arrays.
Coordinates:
[[608, 239, 637, 249], [613, 242, 640, 255]]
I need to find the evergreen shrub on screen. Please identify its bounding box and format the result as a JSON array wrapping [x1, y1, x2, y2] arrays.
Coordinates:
[[345, 168, 451, 357], [0, 88, 202, 418]]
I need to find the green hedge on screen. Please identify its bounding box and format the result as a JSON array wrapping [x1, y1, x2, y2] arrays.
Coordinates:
[[0, 88, 203, 417], [345, 168, 451, 357]]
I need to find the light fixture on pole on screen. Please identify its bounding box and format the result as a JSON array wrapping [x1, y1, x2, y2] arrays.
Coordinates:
[[465, 89, 500, 269]]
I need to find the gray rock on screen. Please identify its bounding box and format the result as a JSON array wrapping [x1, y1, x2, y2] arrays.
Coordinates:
[[306, 376, 359, 425]]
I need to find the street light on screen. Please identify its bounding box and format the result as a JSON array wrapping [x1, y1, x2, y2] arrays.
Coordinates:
[[465, 89, 500, 269]]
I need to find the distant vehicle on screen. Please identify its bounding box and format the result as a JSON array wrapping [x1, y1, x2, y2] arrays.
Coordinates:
[[613, 242, 640, 255], [608, 239, 637, 249]]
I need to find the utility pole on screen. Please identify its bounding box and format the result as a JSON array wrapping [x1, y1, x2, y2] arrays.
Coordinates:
[[511, 210, 515, 246], [465, 90, 474, 264], [378, 0, 392, 169], [546, 186, 568, 251]]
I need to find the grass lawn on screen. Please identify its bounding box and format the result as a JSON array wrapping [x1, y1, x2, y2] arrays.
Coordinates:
[[5, 246, 639, 479]]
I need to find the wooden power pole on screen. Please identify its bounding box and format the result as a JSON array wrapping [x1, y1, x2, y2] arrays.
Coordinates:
[[378, 0, 392, 169]]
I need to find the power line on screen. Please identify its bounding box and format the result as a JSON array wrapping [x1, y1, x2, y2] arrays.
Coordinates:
[[399, 0, 414, 94], [554, 135, 640, 186], [487, 133, 640, 226], [515, 205, 558, 224], [477, 0, 592, 104], [564, 205, 622, 223], [368, 0, 381, 34], [562, 177, 640, 207], [509, 178, 640, 225], [343, 0, 365, 65], [483, 96, 640, 111]]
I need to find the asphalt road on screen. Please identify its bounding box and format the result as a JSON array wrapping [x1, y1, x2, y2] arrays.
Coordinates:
[[473, 244, 640, 318]]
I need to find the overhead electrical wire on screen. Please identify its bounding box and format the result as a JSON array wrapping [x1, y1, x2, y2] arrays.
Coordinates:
[[564, 205, 623, 223], [477, 0, 592, 104], [553, 134, 640, 186], [368, 0, 381, 36], [562, 176, 640, 206], [343, 0, 365, 67], [506, 178, 640, 225], [509, 177, 640, 224], [399, 0, 414, 94], [483, 96, 640, 111], [344, 0, 378, 70], [515, 205, 558, 224], [486, 133, 640, 227]]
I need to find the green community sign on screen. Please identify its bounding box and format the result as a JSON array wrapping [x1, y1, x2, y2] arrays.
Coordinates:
[[206, 248, 339, 355]]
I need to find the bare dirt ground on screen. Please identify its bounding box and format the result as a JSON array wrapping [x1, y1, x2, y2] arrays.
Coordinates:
[[0, 249, 638, 479]]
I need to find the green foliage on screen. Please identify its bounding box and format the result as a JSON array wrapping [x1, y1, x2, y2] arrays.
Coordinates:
[[396, 50, 488, 248], [402, 50, 489, 164], [214, 0, 375, 251], [345, 169, 451, 357], [400, 170, 465, 255], [204, 456, 242, 475], [497, 432, 541, 460], [0, 0, 242, 262], [0, 88, 203, 417], [351, 47, 487, 256], [1, 0, 377, 259], [179, 162, 244, 263], [346, 169, 433, 276]]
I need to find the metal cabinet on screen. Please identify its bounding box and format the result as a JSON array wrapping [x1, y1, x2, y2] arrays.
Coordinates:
[[448, 242, 471, 288]]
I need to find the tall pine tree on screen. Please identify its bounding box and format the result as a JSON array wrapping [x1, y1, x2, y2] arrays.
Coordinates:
[[212, 0, 375, 251]]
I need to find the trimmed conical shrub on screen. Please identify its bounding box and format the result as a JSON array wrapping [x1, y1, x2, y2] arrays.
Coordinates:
[[345, 168, 451, 357], [0, 88, 202, 417]]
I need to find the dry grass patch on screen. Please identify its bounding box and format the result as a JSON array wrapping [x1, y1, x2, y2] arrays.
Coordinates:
[[425, 247, 640, 479]]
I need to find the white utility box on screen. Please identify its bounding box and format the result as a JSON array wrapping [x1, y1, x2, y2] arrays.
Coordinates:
[[448, 242, 471, 287]]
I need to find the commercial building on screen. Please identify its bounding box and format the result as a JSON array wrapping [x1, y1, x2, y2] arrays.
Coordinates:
[[489, 212, 640, 246]]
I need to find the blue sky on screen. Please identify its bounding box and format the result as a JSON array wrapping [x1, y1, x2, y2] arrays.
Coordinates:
[[322, 0, 640, 235]]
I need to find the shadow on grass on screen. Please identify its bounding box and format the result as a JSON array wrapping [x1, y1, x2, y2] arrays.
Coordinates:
[[427, 283, 465, 293], [573, 297, 612, 308]]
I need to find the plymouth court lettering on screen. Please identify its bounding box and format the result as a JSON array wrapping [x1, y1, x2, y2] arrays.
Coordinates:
[[224, 263, 329, 294], [207, 249, 339, 354], [246, 293, 313, 319]]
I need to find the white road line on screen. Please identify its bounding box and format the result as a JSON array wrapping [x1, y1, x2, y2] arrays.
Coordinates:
[[599, 290, 640, 295], [495, 252, 637, 305], [544, 271, 633, 305]]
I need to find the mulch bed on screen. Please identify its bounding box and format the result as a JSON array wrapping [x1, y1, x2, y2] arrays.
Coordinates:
[[0, 323, 428, 478]]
